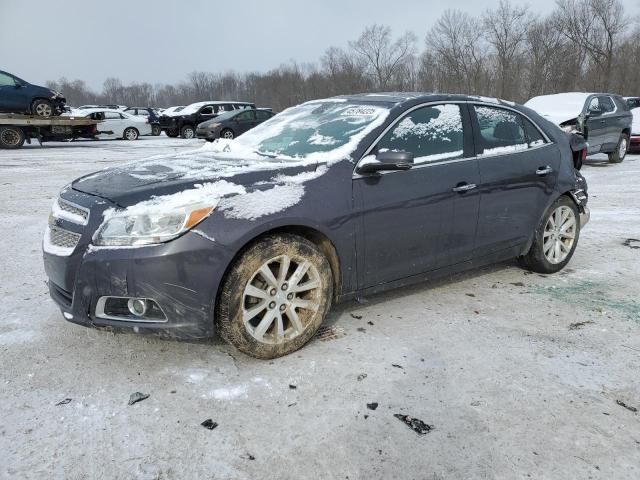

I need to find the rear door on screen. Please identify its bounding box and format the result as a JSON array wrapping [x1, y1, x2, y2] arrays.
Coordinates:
[[234, 110, 257, 134], [354, 103, 480, 287], [472, 104, 560, 258], [102, 111, 125, 137], [255, 110, 273, 125]]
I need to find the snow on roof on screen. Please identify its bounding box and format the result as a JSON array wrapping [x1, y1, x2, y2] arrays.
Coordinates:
[[525, 92, 595, 125], [179, 100, 253, 115], [631, 107, 640, 135]]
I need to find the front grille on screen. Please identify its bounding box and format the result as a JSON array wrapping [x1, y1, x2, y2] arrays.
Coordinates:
[[49, 225, 81, 249], [57, 198, 89, 224]]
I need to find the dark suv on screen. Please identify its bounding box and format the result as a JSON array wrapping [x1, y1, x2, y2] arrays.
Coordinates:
[[525, 93, 632, 163], [124, 107, 162, 136], [43, 93, 589, 359], [0, 70, 66, 116], [159, 101, 256, 138]]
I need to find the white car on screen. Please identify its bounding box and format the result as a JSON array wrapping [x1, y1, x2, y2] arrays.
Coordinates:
[[82, 109, 152, 140]]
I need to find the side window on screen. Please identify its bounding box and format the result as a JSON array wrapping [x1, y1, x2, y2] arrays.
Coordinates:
[[236, 111, 255, 121], [376, 104, 464, 164], [474, 105, 527, 156], [104, 111, 121, 119], [599, 96, 615, 113], [522, 117, 547, 147], [200, 106, 214, 115], [256, 110, 272, 120], [137, 109, 149, 117], [587, 97, 600, 112], [0, 73, 16, 86]]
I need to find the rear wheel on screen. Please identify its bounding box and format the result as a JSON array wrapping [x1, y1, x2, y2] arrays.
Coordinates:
[[165, 128, 179, 137], [123, 127, 139, 141], [151, 125, 161, 136], [608, 133, 628, 163], [0, 126, 25, 149], [31, 99, 54, 117], [221, 128, 235, 140], [519, 196, 580, 274], [217, 234, 333, 359], [180, 125, 195, 139]]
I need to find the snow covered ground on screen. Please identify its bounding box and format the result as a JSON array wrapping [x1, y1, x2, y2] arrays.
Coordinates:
[[1, 136, 639, 479]]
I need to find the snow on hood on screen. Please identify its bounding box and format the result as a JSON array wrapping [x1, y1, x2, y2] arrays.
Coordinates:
[[631, 107, 640, 135], [525, 93, 593, 125]]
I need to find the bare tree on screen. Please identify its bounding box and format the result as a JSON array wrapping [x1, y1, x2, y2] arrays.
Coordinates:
[[555, 0, 630, 89], [483, 0, 531, 99], [349, 24, 417, 90]]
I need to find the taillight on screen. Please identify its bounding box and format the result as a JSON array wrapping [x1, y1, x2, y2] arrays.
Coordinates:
[[581, 148, 587, 161]]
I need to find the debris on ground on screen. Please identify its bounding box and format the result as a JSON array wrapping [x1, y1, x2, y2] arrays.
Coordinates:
[[367, 321, 374, 326], [510, 282, 525, 287], [350, 313, 363, 319], [289, 384, 297, 390], [128, 392, 150, 405], [201, 419, 218, 430], [394, 414, 433, 435], [288, 402, 297, 407], [391, 364, 404, 369], [357, 327, 366, 333], [315, 325, 346, 341], [367, 402, 378, 410], [622, 238, 640, 249], [241, 453, 256, 460], [616, 400, 638, 413], [569, 320, 594, 330], [357, 373, 367, 381], [470, 401, 481, 407], [55, 398, 72, 406], [466, 293, 475, 297]]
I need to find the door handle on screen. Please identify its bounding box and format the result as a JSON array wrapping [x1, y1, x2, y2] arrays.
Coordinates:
[[452, 183, 477, 192], [536, 166, 553, 176]]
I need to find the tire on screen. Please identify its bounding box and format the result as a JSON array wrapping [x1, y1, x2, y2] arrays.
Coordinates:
[[0, 126, 26, 149], [123, 127, 139, 141], [519, 196, 581, 274], [166, 129, 179, 138], [180, 125, 195, 139], [31, 99, 54, 117], [608, 133, 629, 163], [217, 234, 333, 359], [221, 128, 235, 140], [151, 125, 161, 136]]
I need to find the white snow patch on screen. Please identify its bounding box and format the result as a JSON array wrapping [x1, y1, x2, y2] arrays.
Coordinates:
[[220, 184, 305, 220], [0, 329, 39, 346], [481, 144, 528, 156], [631, 107, 640, 135], [210, 384, 249, 400], [192, 229, 215, 242]]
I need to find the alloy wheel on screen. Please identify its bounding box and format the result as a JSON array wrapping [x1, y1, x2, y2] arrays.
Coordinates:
[[125, 128, 138, 140], [35, 103, 52, 116], [543, 205, 577, 264], [619, 137, 628, 159], [242, 254, 322, 344], [223, 130, 234, 139]]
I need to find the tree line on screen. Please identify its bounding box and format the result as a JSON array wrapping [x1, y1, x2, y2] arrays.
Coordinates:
[[47, 0, 639, 112]]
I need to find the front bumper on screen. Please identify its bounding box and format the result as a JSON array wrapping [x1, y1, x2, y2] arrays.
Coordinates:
[[196, 128, 219, 141], [43, 190, 233, 339], [580, 206, 590, 228]]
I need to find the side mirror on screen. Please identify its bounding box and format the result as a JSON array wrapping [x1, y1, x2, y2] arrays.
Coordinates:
[[357, 150, 414, 174]]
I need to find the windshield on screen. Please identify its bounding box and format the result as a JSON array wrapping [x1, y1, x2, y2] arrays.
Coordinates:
[[227, 101, 391, 161]]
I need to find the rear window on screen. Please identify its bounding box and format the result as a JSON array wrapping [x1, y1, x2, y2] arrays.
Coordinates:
[[473, 105, 546, 155]]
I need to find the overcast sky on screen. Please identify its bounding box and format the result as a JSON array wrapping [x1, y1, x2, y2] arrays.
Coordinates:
[[1, 0, 638, 90]]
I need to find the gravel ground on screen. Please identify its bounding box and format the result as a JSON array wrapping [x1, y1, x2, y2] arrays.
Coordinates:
[[1, 137, 639, 479]]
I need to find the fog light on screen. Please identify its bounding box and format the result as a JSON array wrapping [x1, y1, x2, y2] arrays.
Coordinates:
[[128, 298, 148, 316]]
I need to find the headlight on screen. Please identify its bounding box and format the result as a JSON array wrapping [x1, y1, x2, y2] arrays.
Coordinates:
[[93, 204, 214, 246], [208, 123, 221, 129]]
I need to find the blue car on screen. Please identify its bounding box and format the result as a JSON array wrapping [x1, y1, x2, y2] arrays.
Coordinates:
[[0, 70, 66, 116]]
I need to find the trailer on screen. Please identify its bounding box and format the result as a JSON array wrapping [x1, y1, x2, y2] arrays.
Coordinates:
[[0, 114, 101, 149]]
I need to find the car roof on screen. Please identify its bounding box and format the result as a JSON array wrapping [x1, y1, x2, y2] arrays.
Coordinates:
[[334, 92, 517, 106], [81, 108, 129, 115]]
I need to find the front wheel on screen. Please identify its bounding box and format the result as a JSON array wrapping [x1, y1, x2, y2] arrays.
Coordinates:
[[221, 128, 235, 140], [608, 133, 628, 163], [151, 124, 161, 136], [217, 234, 333, 359], [519, 196, 580, 274], [180, 125, 195, 139], [123, 127, 139, 141], [165, 128, 179, 138], [31, 99, 54, 117]]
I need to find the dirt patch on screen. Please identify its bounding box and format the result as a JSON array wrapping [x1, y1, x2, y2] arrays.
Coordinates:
[[315, 325, 346, 341]]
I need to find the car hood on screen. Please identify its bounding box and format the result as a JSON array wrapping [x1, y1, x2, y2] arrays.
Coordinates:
[[71, 150, 322, 207]]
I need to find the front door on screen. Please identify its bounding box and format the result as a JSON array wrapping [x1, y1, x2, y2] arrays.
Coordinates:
[[471, 104, 561, 257], [584, 96, 608, 153], [0, 72, 26, 112], [354, 103, 480, 288], [234, 110, 257, 135]]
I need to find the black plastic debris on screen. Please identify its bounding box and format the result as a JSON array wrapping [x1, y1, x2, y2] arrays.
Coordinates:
[[569, 320, 594, 330], [367, 321, 374, 326], [466, 293, 476, 297], [128, 392, 150, 405], [616, 400, 638, 413], [357, 373, 367, 381], [357, 327, 366, 333], [622, 238, 640, 249], [201, 419, 218, 430], [391, 364, 404, 369], [394, 414, 433, 435], [350, 313, 363, 319], [55, 398, 72, 406], [241, 453, 256, 460], [289, 384, 297, 390], [367, 402, 378, 410]]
